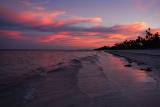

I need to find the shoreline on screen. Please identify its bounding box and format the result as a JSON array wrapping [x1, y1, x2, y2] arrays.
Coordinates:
[[105, 50, 160, 73]]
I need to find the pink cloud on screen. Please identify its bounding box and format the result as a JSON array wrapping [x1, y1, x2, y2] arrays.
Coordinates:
[[66, 16, 102, 26], [112, 22, 147, 33], [1, 24, 159, 48], [0, 6, 102, 28], [0, 29, 22, 39], [0, 5, 159, 48], [151, 28, 160, 34], [0, 22, 147, 46], [0, 6, 66, 27], [54, 36, 106, 47], [31, 31, 128, 47], [107, 33, 127, 40], [38, 32, 69, 42]]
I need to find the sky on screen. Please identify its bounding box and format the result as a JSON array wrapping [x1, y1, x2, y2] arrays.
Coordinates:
[[0, 0, 160, 49]]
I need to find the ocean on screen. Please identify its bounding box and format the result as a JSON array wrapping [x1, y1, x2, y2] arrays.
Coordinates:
[[0, 50, 94, 89], [1, 50, 160, 107]]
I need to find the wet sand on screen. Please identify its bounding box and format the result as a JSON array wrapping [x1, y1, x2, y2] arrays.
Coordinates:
[[1, 51, 160, 107], [106, 50, 160, 71]]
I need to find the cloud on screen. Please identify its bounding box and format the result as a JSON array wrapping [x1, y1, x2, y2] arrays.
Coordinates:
[[151, 28, 160, 33], [67, 16, 102, 26], [1, 5, 160, 48], [0, 21, 151, 47], [107, 34, 128, 40], [0, 6, 102, 30], [0, 29, 22, 40], [43, 36, 107, 47], [38, 32, 68, 42], [110, 22, 147, 33], [131, 0, 159, 11], [0, 6, 66, 27]]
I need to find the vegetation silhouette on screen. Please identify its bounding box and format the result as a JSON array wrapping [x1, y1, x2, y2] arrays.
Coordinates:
[[95, 28, 160, 50]]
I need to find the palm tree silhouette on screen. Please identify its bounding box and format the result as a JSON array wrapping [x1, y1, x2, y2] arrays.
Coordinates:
[[108, 28, 160, 50]]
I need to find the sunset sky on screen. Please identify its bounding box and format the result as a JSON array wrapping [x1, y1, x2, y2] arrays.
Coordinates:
[[0, 0, 160, 49]]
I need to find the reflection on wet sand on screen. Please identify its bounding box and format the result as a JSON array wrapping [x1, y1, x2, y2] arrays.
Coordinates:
[[78, 52, 160, 107]]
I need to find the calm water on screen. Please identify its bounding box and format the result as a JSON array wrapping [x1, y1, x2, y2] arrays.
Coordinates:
[[0, 50, 160, 107], [0, 50, 93, 87]]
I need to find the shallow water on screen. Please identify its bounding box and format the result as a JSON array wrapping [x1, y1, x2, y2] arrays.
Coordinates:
[[0, 51, 160, 107], [0, 50, 93, 90]]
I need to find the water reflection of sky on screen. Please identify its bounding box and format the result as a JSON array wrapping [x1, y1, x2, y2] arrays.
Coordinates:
[[78, 52, 157, 99], [108, 54, 155, 83]]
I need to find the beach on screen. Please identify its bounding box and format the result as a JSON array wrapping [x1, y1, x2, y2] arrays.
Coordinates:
[[0, 50, 160, 107], [106, 50, 160, 72]]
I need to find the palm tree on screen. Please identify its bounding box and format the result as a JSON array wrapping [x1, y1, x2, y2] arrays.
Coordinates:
[[109, 28, 160, 49]]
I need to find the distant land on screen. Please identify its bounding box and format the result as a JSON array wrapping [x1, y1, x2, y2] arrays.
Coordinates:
[[95, 28, 160, 50]]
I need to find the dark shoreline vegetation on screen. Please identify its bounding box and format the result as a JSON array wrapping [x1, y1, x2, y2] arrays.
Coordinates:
[[95, 28, 160, 50]]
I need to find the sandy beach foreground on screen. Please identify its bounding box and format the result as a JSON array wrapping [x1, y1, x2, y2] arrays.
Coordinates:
[[1, 51, 160, 107]]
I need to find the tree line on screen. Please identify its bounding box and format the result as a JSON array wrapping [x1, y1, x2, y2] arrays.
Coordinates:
[[95, 28, 160, 50]]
